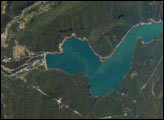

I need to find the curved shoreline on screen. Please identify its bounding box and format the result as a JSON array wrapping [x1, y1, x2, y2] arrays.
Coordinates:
[[44, 19, 163, 69], [1, 19, 163, 75]]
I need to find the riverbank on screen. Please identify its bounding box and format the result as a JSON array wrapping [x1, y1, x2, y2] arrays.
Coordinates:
[[44, 19, 163, 70], [1, 19, 162, 76], [98, 19, 163, 62], [45, 22, 163, 96]]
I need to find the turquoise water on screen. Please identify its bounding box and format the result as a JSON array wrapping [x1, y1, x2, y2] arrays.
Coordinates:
[[46, 23, 163, 96]]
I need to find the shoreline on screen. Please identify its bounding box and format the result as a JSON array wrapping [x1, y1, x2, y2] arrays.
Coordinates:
[[43, 53, 48, 70], [142, 39, 154, 45], [97, 19, 163, 62], [44, 19, 163, 69], [44, 67, 99, 98]]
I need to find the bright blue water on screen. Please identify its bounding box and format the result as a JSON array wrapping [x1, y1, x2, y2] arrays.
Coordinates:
[[46, 23, 163, 96]]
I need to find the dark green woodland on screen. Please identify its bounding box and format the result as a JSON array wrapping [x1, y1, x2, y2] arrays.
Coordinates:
[[1, 1, 163, 119]]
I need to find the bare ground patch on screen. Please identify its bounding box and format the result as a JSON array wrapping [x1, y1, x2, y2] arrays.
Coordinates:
[[13, 40, 26, 60]]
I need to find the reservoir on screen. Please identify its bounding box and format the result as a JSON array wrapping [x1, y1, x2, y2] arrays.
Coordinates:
[[46, 23, 163, 96]]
